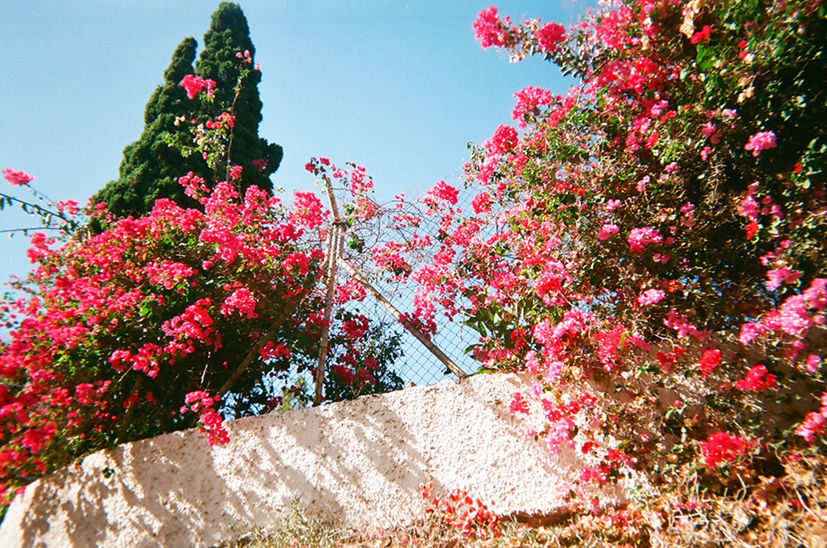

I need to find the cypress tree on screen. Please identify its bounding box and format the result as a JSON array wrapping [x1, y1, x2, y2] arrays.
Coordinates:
[[194, 2, 283, 192], [95, 3, 282, 217]]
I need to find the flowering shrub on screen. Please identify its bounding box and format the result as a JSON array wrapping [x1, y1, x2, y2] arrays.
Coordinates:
[[0, 66, 403, 509], [0, 172, 329, 502], [370, 0, 826, 514]]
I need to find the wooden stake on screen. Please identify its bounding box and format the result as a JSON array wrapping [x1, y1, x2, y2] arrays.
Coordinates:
[[313, 224, 340, 406]]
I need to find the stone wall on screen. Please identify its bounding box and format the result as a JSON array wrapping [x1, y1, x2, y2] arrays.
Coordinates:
[[0, 372, 632, 547]]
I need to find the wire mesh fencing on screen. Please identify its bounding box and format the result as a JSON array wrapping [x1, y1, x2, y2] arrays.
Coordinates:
[[327, 176, 485, 389]]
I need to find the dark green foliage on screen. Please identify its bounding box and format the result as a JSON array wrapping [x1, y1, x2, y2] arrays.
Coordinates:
[[219, 308, 406, 419], [94, 38, 203, 216], [193, 2, 283, 192], [95, 2, 282, 218]]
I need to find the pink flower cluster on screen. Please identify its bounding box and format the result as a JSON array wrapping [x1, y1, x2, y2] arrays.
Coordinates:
[[509, 392, 529, 414], [535, 22, 566, 53], [473, 6, 511, 49], [765, 267, 799, 291], [697, 349, 722, 378], [2, 168, 34, 186], [637, 288, 665, 307], [179, 74, 216, 100], [512, 86, 554, 127], [181, 391, 229, 446], [627, 227, 662, 252], [700, 431, 753, 468], [796, 391, 827, 443], [220, 287, 258, 319], [753, 278, 827, 338], [425, 180, 459, 206], [487, 125, 519, 154], [735, 364, 777, 391], [598, 223, 619, 241], [744, 131, 777, 157]]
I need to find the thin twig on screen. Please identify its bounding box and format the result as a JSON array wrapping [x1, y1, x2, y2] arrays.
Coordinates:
[[218, 310, 291, 397]]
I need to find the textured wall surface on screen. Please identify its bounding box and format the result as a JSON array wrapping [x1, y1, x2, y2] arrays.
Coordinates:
[[0, 372, 632, 547]]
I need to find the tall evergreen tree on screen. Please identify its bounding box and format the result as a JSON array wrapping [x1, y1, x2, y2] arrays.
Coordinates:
[[95, 2, 282, 218], [193, 2, 282, 192]]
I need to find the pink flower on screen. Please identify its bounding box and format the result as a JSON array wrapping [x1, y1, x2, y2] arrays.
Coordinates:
[[765, 267, 800, 291], [777, 295, 811, 336], [739, 321, 762, 345], [545, 360, 563, 383], [803, 278, 827, 311], [738, 195, 760, 221], [512, 86, 554, 127], [426, 180, 459, 206], [796, 412, 825, 443], [547, 417, 575, 454], [627, 227, 662, 252], [259, 341, 290, 360], [21, 423, 57, 454], [179, 74, 216, 99], [606, 199, 621, 212], [636, 175, 650, 192], [472, 192, 492, 214], [701, 146, 712, 161], [745, 220, 760, 239], [535, 22, 566, 53], [229, 165, 243, 181], [637, 288, 665, 306], [701, 122, 717, 138], [220, 287, 258, 319], [700, 431, 753, 467], [179, 171, 209, 199], [2, 168, 34, 186], [690, 25, 712, 45], [473, 6, 511, 49], [509, 392, 529, 414], [291, 191, 326, 229], [805, 354, 822, 373], [488, 124, 519, 154], [735, 364, 777, 391], [282, 252, 310, 276], [598, 223, 620, 241], [744, 131, 777, 157], [697, 349, 722, 377]]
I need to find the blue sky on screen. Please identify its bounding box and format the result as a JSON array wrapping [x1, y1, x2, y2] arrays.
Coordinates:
[[0, 0, 590, 287]]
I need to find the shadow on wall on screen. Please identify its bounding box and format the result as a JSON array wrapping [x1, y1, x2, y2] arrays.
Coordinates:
[[5, 373, 606, 547]]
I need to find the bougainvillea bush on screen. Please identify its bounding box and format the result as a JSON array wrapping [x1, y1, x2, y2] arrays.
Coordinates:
[[0, 64, 404, 508], [0, 168, 330, 498], [371, 0, 826, 518]]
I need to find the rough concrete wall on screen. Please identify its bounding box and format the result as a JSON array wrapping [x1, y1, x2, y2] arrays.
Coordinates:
[[0, 372, 630, 547]]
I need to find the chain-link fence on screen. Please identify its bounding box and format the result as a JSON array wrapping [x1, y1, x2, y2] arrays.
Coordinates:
[[329, 178, 484, 389], [265, 167, 488, 407]]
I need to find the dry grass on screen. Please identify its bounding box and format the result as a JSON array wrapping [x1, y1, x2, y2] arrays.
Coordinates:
[[221, 453, 827, 548]]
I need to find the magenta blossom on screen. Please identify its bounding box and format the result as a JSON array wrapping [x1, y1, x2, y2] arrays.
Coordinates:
[[597, 223, 619, 241], [627, 227, 662, 252], [744, 131, 777, 157], [473, 7, 511, 49], [637, 288, 665, 306], [535, 22, 566, 53], [700, 431, 753, 467], [179, 74, 216, 100], [2, 168, 34, 186]]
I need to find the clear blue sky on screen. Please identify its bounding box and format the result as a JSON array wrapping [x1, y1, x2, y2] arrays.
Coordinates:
[[0, 0, 591, 287]]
